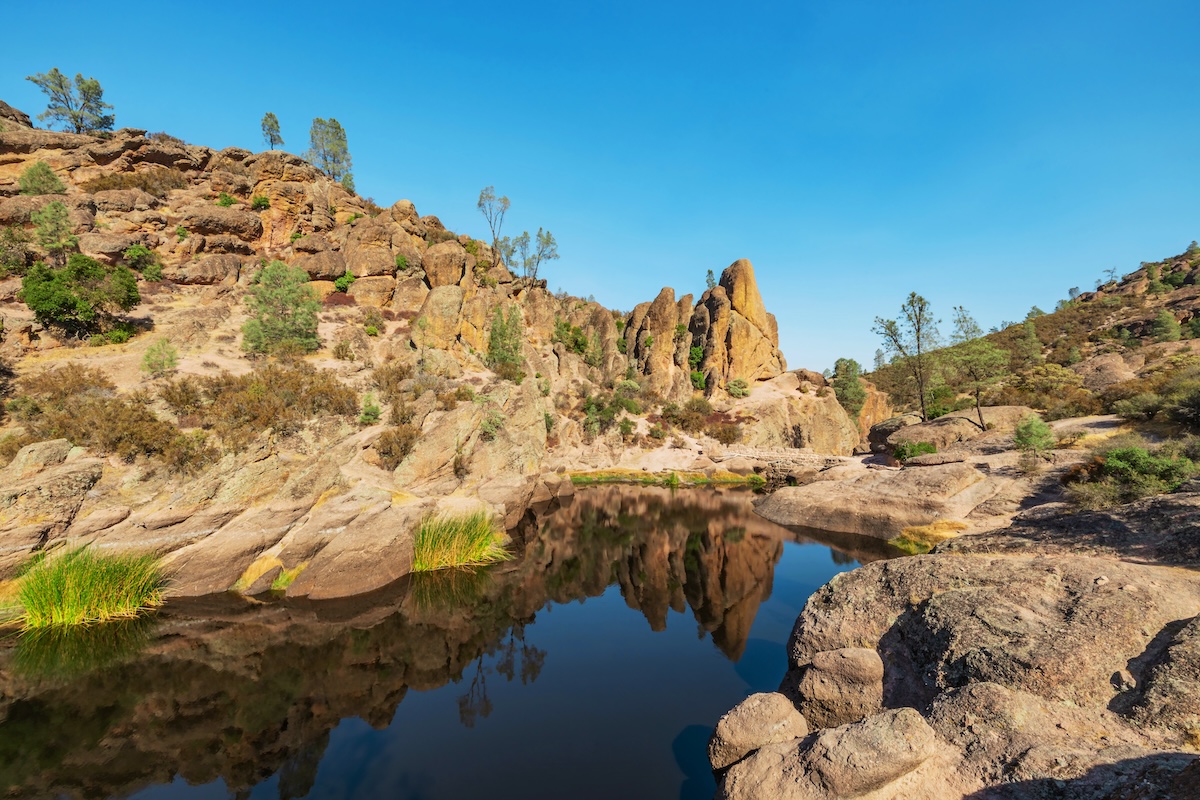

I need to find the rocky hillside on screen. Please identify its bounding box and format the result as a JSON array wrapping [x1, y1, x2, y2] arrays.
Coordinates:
[[0, 101, 888, 600]]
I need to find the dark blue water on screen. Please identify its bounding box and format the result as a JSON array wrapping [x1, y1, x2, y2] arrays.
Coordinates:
[[0, 487, 897, 800]]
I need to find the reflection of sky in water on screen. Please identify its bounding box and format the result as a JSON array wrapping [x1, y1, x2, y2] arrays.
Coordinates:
[[123, 540, 858, 800]]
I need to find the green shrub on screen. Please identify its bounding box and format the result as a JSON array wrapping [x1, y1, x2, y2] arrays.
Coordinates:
[[141, 339, 178, 377], [648, 424, 667, 440], [122, 244, 158, 273], [487, 305, 525, 381], [333, 270, 355, 293], [32, 200, 77, 263], [375, 424, 419, 470], [1013, 414, 1055, 456], [20, 254, 140, 334], [619, 418, 636, 438], [175, 225, 188, 241], [707, 422, 743, 445], [81, 167, 189, 198], [412, 512, 511, 572], [544, 412, 555, 434], [1066, 441, 1197, 509], [892, 441, 937, 462], [19, 161, 66, 195], [832, 358, 867, 417], [250, 195, 270, 211], [690, 370, 707, 390], [359, 393, 381, 425], [395, 254, 409, 271], [481, 409, 506, 440], [215, 192, 235, 207], [17, 548, 164, 628], [242, 260, 320, 354], [0, 226, 32, 277], [552, 316, 589, 355], [689, 346, 704, 370], [1151, 310, 1182, 342], [1113, 392, 1164, 422], [727, 378, 750, 398], [365, 324, 380, 337]]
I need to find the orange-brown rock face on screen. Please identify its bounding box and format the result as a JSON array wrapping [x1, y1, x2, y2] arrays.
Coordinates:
[[855, 380, 893, 442], [692, 259, 787, 395]]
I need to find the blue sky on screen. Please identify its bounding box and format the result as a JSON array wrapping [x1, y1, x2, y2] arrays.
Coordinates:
[[3, 0, 1197, 370]]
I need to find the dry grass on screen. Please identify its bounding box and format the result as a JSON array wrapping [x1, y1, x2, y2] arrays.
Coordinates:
[[889, 520, 969, 555]]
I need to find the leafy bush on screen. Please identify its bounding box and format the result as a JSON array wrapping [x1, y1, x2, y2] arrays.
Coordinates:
[[373, 362, 413, 403], [333, 270, 355, 293], [395, 254, 409, 271], [552, 316, 589, 355], [19, 161, 66, 195], [1151, 310, 1182, 342], [662, 397, 711, 433], [215, 192, 235, 208], [412, 512, 510, 572], [242, 260, 320, 354], [689, 346, 704, 370], [480, 409, 506, 441], [250, 195, 270, 211], [17, 548, 164, 628], [892, 441, 936, 462], [0, 226, 32, 277], [21, 254, 140, 334], [141, 339, 178, 377], [1013, 414, 1056, 456], [1065, 440, 1197, 509], [690, 370, 707, 391], [727, 378, 750, 398], [487, 305, 524, 380], [80, 167, 189, 198], [375, 424, 419, 470], [707, 422, 743, 445], [175, 225, 188, 241]]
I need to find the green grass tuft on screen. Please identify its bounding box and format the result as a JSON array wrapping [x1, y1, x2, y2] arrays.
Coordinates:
[[17, 548, 165, 628], [412, 512, 512, 572]]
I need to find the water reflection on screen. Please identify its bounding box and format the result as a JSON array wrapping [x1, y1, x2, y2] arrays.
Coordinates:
[[0, 486, 896, 800]]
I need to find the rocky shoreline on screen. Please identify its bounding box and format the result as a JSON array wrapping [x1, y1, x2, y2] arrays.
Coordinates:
[[709, 470, 1200, 798]]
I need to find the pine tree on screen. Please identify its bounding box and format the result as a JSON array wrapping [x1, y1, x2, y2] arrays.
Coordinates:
[[32, 201, 77, 266], [241, 261, 321, 354], [26, 68, 114, 133], [261, 112, 283, 149], [19, 162, 66, 195], [305, 118, 353, 190]]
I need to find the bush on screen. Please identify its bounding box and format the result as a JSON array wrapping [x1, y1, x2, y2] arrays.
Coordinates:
[[395, 254, 409, 271], [707, 422, 743, 445], [215, 192, 235, 207], [373, 362, 413, 403], [727, 378, 750, 398], [81, 167, 189, 198], [333, 270, 355, 293], [175, 225, 188, 241], [158, 375, 203, 416], [552, 316, 589, 355], [122, 244, 159, 274], [242, 260, 320, 355], [1151, 310, 1182, 342], [689, 346, 704, 370], [1013, 414, 1055, 456], [17, 548, 164, 628], [690, 370, 706, 391], [359, 393, 381, 425], [1065, 440, 1197, 509], [481, 409, 506, 441], [831, 358, 867, 417], [0, 226, 32, 277], [487, 305, 524, 379], [19, 161, 66, 195], [141, 339, 178, 377], [892, 441, 936, 462], [375, 424, 419, 470], [32, 200, 77, 263], [20, 254, 140, 334], [250, 195, 270, 211], [412, 512, 511, 572]]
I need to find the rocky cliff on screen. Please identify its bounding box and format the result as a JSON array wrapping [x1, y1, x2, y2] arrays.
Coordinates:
[[0, 102, 861, 599]]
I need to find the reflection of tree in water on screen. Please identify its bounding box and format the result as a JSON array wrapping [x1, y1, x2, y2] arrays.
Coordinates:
[[457, 620, 546, 727]]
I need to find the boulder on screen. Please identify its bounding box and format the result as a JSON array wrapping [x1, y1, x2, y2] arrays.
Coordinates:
[[0, 100, 32, 128], [792, 647, 884, 729], [180, 206, 263, 239], [293, 250, 346, 281], [886, 406, 1034, 452], [754, 462, 996, 538], [424, 240, 467, 288], [708, 692, 809, 770], [293, 233, 331, 254], [162, 253, 242, 285], [344, 219, 396, 277], [89, 189, 158, 212], [78, 232, 139, 264], [693, 260, 787, 391], [411, 285, 464, 351], [391, 271, 430, 314], [868, 414, 922, 453], [347, 275, 395, 308]]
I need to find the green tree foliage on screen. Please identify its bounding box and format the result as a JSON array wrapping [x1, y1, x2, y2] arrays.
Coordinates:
[[949, 338, 1009, 430], [19, 162, 66, 195], [26, 68, 114, 133], [487, 305, 526, 382], [950, 305, 984, 344], [305, 118, 353, 192], [1013, 414, 1055, 456], [20, 254, 140, 333], [0, 226, 32, 277], [261, 112, 283, 149], [1151, 309, 1182, 342], [705, 269, 717, 291], [873, 292, 941, 421], [831, 357, 867, 418], [241, 261, 320, 354], [32, 201, 77, 265], [141, 339, 178, 377], [122, 244, 161, 281], [477, 186, 510, 268], [513, 228, 559, 281]]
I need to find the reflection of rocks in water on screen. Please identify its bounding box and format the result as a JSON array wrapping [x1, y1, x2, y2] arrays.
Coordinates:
[[12, 616, 156, 680], [0, 487, 837, 800]]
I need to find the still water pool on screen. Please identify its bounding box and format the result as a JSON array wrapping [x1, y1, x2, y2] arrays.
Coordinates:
[[0, 487, 898, 800]]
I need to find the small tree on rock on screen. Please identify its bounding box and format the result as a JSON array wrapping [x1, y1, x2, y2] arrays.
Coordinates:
[[261, 112, 283, 150], [513, 227, 559, 281], [1151, 309, 1182, 342], [305, 118, 353, 192], [19, 162, 66, 195], [831, 358, 867, 418], [873, 292, 941, 421], [26, 68, 114, 133], [32, 201, 77, 266], [1013, 414, 1055, 457], [242, 261, 320, 355], [477, 186, 510, 268]]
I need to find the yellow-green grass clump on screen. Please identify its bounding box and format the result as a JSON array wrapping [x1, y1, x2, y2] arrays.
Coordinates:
[[412, 512, 512, 572], [17, 548, 165, 629], [888, 520, 968, 555]]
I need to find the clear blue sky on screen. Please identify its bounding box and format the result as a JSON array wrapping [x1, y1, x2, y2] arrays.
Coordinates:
[[3, 1, 1197, 371]]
